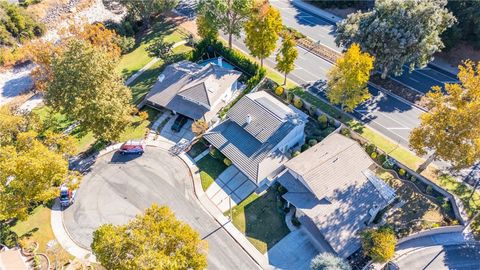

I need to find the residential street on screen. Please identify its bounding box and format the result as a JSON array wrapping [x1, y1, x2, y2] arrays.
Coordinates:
[[63, 147, 259, 270], [395, 244, 480, 269]]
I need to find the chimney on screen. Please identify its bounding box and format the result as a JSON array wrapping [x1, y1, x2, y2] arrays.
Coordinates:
[[217, 57, 223, 67], [367, 204, 380, 224], [157, 74, 165, 82], [246, 114, 252, 124]]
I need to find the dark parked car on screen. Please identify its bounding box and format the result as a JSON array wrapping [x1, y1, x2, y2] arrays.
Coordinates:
[[171, 115, 188, 132], [119, 140, 146, 155]]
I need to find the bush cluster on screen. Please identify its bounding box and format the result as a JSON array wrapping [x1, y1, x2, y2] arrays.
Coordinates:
[[0, 2, 45, 46]]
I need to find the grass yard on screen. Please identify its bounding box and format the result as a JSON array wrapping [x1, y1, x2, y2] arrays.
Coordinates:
[[229, 186, 290, 254], [11, 205, 71, 264], [196, 154, 227, 191], [115, 20, 189, 79]]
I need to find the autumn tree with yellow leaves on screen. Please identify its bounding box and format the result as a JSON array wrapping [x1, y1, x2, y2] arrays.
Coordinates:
[[244, 1, 283, 68], [92, 204, 208, 270], [410, 60, 480, 172], [326, 43, 374, 112], [0, 106, 80, 220]]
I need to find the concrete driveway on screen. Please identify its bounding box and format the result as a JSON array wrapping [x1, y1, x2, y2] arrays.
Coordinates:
[[63, 147, 259, 270], [267, 229, 318, 270]]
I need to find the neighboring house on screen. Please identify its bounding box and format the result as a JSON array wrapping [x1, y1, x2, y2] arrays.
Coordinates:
[[277, 133, 396, 258], [0, 248, 29, 270], [204, 91, 308, 187], [144, 58, 242, 123]]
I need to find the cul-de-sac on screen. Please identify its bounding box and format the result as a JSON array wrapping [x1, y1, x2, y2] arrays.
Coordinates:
[[1, 0, 480, 269]]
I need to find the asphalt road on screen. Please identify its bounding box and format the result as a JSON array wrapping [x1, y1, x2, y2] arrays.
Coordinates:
[[63, 147, 259, 270], [395, 244, 480, 270]]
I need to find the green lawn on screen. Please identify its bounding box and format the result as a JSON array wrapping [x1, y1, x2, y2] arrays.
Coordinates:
[[196, 154, 227, 191], [229, 187, 290, 254], [115, 21, 188, 79], [11, 205, 71, 264]]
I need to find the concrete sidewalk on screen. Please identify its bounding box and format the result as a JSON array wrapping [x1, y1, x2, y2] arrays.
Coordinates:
[[50, 199, 96, 263]]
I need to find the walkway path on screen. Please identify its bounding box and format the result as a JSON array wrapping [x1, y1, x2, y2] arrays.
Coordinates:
[[124, 40, 187, 86]]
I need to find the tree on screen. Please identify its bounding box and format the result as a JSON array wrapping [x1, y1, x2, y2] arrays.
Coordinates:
[[46, 39, 133, 141], [26, 23, 122, 92], [244, 1, 283, 68], [191, 120, 209, 136], [326, 43, 374, 112], [103, 0, 178, 29], [310, 252, 351, 270], [0, 107, 79, 221], [276, 33, 298, 85], [335, 0, 455, 78], [197, 0, 252, 48], [91, 204, 208, 270], [147, 36, 174, 60], [360, 227, 396, 263], [196, 13, 219, 41], [442, 1, 480, 49], [0, 1, 45, 46], [410, 60, 480, 172]]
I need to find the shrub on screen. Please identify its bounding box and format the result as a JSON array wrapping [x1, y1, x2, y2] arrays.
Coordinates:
[[383, 160, 394, 170], [292, 151, 300, 157], [361, 227, 396, 263], [223, 158, 232, 166], [138, 111, 149, 121], [308, 105, 317, 116], [318, 114, 328, 129], [426, 185, 433, 195], [277, 184, 287, 194], [0, 2, 45, 45], [398, 168, 406, 177], [308, 139, 318, 146], [0, 226, 18, 248], [291, 215, 301, 227], [310, 253, 351, 270], [370, 152, 377, 159], [293, 98, 303, 109], [410, 175, 417, 183], [340, 127, 351, 137], [116, 36, 135, 54], [286, 91, 294, 103], [328, 117, 336, 127], [301, 144, 310, 152], [275, 86, 284, 96], [365, 143, 376, 155], [377, 154, 386, 165]]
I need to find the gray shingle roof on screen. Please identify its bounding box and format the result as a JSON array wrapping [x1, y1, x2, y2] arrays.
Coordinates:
[[204, 92, 305, 183], [281, 133, 394, 258], [145, 60, 241, 120]]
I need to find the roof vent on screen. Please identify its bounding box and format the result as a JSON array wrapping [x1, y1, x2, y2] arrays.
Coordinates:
[[246, 114, 252, 124], [157, 74, 165, 82]]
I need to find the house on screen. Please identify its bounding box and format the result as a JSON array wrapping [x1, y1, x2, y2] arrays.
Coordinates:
[[144, 58, 242, 123], [277, 133, 396, 258], [0, 248, 29, 270], [204, 91, 308, 187]]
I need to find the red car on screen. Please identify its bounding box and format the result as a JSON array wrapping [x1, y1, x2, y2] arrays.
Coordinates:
[[119, 140, 146, 155]]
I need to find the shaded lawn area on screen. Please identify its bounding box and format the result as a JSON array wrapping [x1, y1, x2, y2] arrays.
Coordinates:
[[32, 106, 159, 154], [11, 205, 71, 264], [229, 187, 290, 254], [196, 154, 227, 191], [115, 20, 188, 79]]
